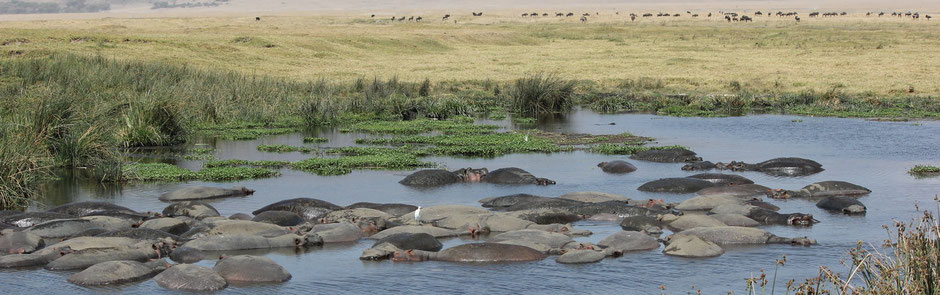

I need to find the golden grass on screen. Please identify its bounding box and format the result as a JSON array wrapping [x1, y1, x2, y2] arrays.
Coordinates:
[[1, 13, 938, 96]]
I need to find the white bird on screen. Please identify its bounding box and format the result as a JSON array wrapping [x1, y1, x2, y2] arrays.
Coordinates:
[[524, 132, 529, 142], [415, 206, 422, 224]]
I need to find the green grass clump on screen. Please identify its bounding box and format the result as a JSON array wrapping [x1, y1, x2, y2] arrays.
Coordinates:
[[303, 137, 328, 143], [357, 132, 565, 157], [325, 146, 430, 157], [257, 144, 313, 153], [512, 117, 537, 124], [589, 144, 687, 155], [347, 119, 497, 135], [510, 73, 576, 116], [202, 128, 297, 140], [121, 163, 278, 181], [204, 159, 291, 168], [290, 154, 433, 176], [181, 147, 215, 160], [909, 165, 940, 174]]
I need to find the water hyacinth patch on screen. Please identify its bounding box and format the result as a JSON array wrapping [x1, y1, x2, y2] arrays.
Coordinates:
[[303, 137, 328, 143], [589, 144, 689, 155], [290, 154, 434, 176], [347, 119, 498, 135], [257, 144, 313, 153], [203, 159, 291, 168], [121, 163, 279, 181]]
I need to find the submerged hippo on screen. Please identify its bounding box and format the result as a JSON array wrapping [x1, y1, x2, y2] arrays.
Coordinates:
[[672, 226, 816, 246], [252, 198, 343, 221], [746, 208, 816, 226], [2, 212, 74, 228], [345, 202, 417, 217], [392, 243, 546, 262], [214, 255, 292, 283], [686, 173, 754, 186], [637, 178, 715, 194], [46, 202, 137, 217], [399, 168, 488, 186], [162, 201, 220, 219], [252, 210, 304, 226], [0, 231, 44, 254], [769, 181, 871, 199], [721, 157, 824, 176], [154, 264, 227, 292], [159, 186, 255, 202], [682, 161, 717, 171], [696, 184, 772, 198], [68, 259, 169, 286], [598, 160, 637, 174], [482, 168, 555, 185], [816, 196, 866, 214], [630, 148, 702, 163]]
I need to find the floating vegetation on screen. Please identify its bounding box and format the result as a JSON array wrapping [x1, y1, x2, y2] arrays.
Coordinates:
[[200, 128, 297, 140], [181, 147, 215, 160], [257, 144, 313, 153], [121, 163, 279, 181], [303, 137, 328, 143], [203, 159, 291, 169], [347, 119, 498, 135], [325, 146, 430, 157], [512, 117, 537, 124], [290, 154, 433, 176], [589, 144, 688, 155], [357, 132, 567, 157], [909, 165, 940, 176]]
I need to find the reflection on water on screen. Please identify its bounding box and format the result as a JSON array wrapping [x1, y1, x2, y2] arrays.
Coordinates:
[[13, 110, 940, 294]]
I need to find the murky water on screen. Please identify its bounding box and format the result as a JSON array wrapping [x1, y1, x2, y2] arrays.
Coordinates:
[[5, 110, 940, 294]]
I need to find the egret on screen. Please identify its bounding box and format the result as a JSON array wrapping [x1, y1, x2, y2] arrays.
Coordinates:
[[415, 206, 422, 224]]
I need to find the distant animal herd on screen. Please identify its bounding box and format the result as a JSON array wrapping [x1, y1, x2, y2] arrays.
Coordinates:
[[254, 11, 933, 23]]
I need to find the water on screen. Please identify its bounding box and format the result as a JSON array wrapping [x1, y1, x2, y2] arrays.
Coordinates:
[[5, 110, 940, 294]]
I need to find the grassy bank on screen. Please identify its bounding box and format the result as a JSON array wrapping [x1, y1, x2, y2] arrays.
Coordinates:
[[0, 52, 936, 208]]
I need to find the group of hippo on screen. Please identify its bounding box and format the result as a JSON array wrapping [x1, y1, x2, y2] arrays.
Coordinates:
[[0, 147, 872, 290]]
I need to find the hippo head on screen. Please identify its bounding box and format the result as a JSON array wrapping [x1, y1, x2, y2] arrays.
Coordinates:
[[680, 163, 698, 171], [789, 237, 817, 246], [597, 162, 608, 168], [360, 248, 394, 261], [297, 234, 324, 247], [767, 189, 790, 199], [457, 168, 488, 183], [392, 249, 429, 262], [238, 187, 256, 195], [786, 214, 816, 226], [536, 178, 556, 185], [843, 205, 867, 214]]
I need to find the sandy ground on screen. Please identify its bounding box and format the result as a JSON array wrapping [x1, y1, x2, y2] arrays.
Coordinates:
[[1, 0, 939, 21]]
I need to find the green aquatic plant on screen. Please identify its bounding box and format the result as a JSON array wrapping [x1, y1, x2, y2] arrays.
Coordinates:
[[510, 73, 576, 116], [346, 119, 497, 135], [303, 137, 328, 143], [910, 165, 940, 174], [589, 144, 688, 155], [121, 163, 278, 181], [357, 132, 566, 157], [200, 128, 297, 140], [290, 154, 433, 176], [203, 159, 291, 168], [257, 144, 313, 153]]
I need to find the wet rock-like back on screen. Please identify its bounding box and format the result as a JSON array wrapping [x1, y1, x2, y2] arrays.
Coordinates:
[[214, 255, 291, 283], [630, 148, 701, 163], [637, 178, 715, 194], [154, 264, 227, 292], [252, 198, 342, 221]]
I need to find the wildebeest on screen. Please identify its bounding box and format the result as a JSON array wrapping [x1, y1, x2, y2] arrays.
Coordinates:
[[416, 16, 423, 21], [566, 12, 574, 17], [408, 16, 414, 21], [927, 15, 932, 20], [692, 14, 698, 17], [725, 15, 731, 22], [673, 13, 680, 17], [555, 12, 563, 17], [740, 15, 752, 22], [255, 17, 260, 21], [398, 16, 405, 21], [755, 11, 762, 16], [630, 14, 636, 21], [371, 14, 375, 18], [522, 13, 528, 17], [643, 13, 652, 17], [472, 12, 482, 16], [580, 16, 588, 22], [795, 16, 801, 22], [708, 12, 712, 17], [809, 12, 819, 17], [442, 14, 450, 20]]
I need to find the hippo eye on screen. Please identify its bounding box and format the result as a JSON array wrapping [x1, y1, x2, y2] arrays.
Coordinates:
[[294, 238, 302, 245]]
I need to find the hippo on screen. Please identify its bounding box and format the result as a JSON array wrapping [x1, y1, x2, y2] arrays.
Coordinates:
[[399, 168, 488, 186], [400, 205, 490, 225], [182, 234, 322, 251], [710, 214, 759, 227], [746, 208, 816, 226], [720, 157, 824, 176], [169, 247, 206, 263], [46, 202, 137, 217], [695, 184, 772, 198], [68, 259, 169, 286], [682, 161, 717, 171], [637, 178, 715, 194], [373, 233, 443, 252], [489, 229, 578, 254], [769, 181, 871, 199], [686, 173, 754, 185], [309, 223, 362, 243], [597, 160, 637, 173], [556, 249, 606, 264], [668, 215, 727, 232], [322, 208, 393, 232], [663, 235, 724, 258], [676, 195, 748, 211], [501, 197, 585, 212], [744, 199, 780, 211], [95, 228, 181, 241], [252, 211, 304, 226], [204, 220, 290, 237], [159, 186, 255, 202], [671, 226, 816, 246], [229, 213, 253, 220], [154, 264, 228, 292], [816, 197, 866, 214], [0, 246, 71, 268], [482, 168, 555, 185], [630, 148, 702, 163], [0, 231, 44, 254], [571, 201, 673, 219], [393, 243, 546, 262], [619, 215, 663, 233], [162, 201, 220, 219], [46, 241, 172, 270], [557, 192, 631, 203], [24, 219, 104, 239], [597, 231, 660, 254], [214, 255, 291, 283], [345, 202, 417, 217], [480, 194, 550, 209], [505, 208, 583, 225], [368, 226, 463, 240], [139, 217, 190, 236], [2, 212, 73, 227], [252, 198, 343, 221]]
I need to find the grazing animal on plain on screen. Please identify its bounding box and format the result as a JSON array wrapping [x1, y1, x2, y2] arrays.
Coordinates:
[[398, 16, 405, 21], [566, 12, 574, 17], [522, 13, 529, 17], [255, 17, 260, 21], [442, 14, 450, 20], [740, 15, 752, 22], [725, 15, 731, 22], [643, 13, 652, 17], [543, 13, 548, 16], [708, 12, 712, 17], [795, 16, 800, 22], [927, 15, 932, 20], [692, 14, 698, 17], [416, 16, 422, 21], [371, 14, 375, 18], [580, 16, 588, 22], [408, 16, 414, 21], [630, 14, 636, 21], [556, 12, 563, 17]]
